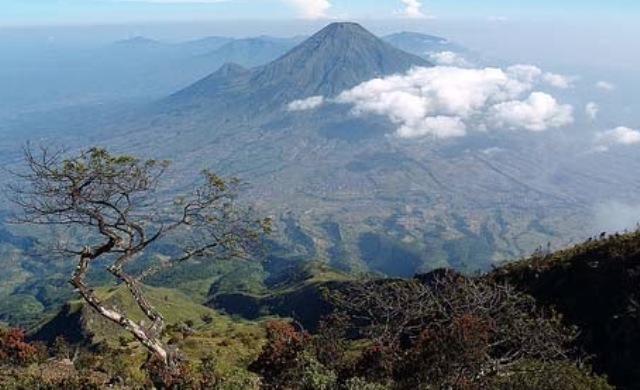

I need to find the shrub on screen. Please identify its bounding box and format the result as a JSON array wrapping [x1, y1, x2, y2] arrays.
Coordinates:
[[248, 321, 312, 389], [0, 328, 39, 366]]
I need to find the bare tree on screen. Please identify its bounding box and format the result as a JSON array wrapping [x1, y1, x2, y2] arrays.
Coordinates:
[[330, 271, 576, 387], [7, 146, 271, 369]]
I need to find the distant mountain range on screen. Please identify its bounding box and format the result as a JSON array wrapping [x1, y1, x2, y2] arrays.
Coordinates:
[[0, 28, 462, 115], [112, 30, 464, 65], [197, 37, 303, 68]]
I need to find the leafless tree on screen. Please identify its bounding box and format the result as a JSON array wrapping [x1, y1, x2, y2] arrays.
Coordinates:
[[7, 146, 271, 369], [330, 271, 576, 387]]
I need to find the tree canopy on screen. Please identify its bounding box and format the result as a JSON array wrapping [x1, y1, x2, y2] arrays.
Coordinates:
[[8, 146, 271, 376]]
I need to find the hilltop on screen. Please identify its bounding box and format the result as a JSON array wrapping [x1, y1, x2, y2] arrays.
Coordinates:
[[491, 231, 640, 388]]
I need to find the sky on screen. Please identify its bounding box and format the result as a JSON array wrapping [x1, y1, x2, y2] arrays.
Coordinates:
[[0, 0, 638, 77], [1, 0, 639, 26]]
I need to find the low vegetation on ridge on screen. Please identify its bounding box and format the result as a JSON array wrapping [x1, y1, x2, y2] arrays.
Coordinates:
[[1, 228, 639, 388]]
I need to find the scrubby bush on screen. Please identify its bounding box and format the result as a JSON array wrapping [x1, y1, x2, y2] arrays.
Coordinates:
[[250, 273, 613, 389], [0, 327, 40, 366]]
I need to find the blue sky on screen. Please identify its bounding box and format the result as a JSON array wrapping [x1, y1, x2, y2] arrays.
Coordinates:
[[2, 0, 638, 26]]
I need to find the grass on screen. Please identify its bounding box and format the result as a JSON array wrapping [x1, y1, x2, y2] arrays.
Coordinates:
[[34, 283, 267, 384]]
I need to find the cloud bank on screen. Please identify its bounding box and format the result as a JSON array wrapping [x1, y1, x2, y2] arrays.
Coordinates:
[[398, 0, 429, 19], [428, 51, 470, 67], [594, 126, 640, 151], [585, 102, 599, 121], [596, 81, 615, 91], [333, 65, 574, 139], [288, 96, 325, 111], [284, 0, 331, 19], [490, 92, 573, 132], [542, 72, 572, 89]]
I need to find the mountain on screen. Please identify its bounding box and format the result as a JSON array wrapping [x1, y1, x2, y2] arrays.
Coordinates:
[[112, 36, 167, 50], [177, 36, 236, 56], [0, 34, 302, 114], [169, 22, 431, 110], [198, 37, 303, 68], [250, 22, 431, 98]]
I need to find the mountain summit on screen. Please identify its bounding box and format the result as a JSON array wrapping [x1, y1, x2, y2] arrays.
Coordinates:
[[252, 22, 432, 98], [169, 22, 431, 110]]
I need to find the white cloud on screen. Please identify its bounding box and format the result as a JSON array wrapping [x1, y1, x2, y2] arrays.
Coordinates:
[[596, 81, 615, 91], [288, 96, 325, 111], [398, 0, 429, 19], [397, 116, 466, 139], [542, 72, 572, 89], [585, 102, 599, 121], [334, 65, 574, 139], [506, 64, 542, 85], [284, 0, 331, 19], [482, 147, 503, 155], [490, 92, 574, 132], [594, 126, 640, 151], [428, 51, 470, 67]]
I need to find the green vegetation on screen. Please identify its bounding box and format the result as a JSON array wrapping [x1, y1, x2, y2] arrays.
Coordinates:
[[3, 229, 640, 388], [7, 146, 270, 383], [2, 285, 265, 388], [248, 271, 611, 389], [492, 230, 640, 388]]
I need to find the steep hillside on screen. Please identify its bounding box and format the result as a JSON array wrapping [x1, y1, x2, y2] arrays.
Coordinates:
[[209, 261, 351, 330], [215, 231, 640, 388], [34, 285, 229, 345], [492, 231, 640, 389], [32, 284, 264, 376], [21, 230, 640, 388]]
